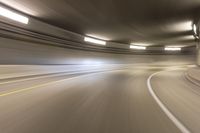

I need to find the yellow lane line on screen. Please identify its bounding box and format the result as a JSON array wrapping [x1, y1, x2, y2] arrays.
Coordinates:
[[0, 72, 72, 85], [0, 70, 119, 97], [0, 77, 75, 97], [0, 70, 98, 85]]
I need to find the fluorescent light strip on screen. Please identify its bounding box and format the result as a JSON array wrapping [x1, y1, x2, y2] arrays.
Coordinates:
[[0, 6, 29, 24], [84, 37, 106, 45], [193, 24, 197, 35], [164, 47, 181, 51], [130, 45, 146, 50]]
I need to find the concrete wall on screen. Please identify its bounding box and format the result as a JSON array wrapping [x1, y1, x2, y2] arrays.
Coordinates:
[[0, 9, 195, 54], [0, 37, 195, 65], [0, 9, 196, 65], [197, 44, 199, 65]]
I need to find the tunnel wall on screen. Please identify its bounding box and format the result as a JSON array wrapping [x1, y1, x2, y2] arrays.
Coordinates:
[[197, 40, 200, 65], [0, 9, 196, 65], [0, 14, 131, 51], [0, 9, 195, 54], [0, 36, 195, 65]]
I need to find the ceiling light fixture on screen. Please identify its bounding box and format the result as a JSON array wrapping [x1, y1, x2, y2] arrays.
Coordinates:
[[130, 45, 146, 50], [193, 24, 197, 35], [0, 6, 29, 24], [164, 47, 181, 51], [86, 34, 110, 41], [84, 37, 106, 45]]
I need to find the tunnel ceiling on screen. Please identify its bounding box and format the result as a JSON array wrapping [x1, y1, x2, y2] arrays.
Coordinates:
[[1, 0, 200, 47]]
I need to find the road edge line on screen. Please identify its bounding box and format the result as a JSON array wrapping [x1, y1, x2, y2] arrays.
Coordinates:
[[147, 71, 191, 133]]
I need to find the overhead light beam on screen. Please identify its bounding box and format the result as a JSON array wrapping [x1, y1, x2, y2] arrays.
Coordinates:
[[0, 6, 29, 24], [84, 37, 106, 45], [193, 24, 197, 35], [130, 45, 146, 50], [164, 47, 181, 51]]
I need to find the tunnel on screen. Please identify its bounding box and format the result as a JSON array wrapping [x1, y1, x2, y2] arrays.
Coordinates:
[[0, 0, 200, 133]]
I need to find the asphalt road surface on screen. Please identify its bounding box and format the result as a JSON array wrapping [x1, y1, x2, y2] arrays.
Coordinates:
[[0, 65, 198, 133]]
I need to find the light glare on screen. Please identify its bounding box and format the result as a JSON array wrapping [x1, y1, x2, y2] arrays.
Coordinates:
[[86, 34, 110, 41], [0, 6, 29, 24], [166, 21, 193, 32], [130, 45, 146, 50], [193, 24, 197, 35], [131, 43, 151, 46], [164, 47, 181, 51], [84, 37, 106, 45]]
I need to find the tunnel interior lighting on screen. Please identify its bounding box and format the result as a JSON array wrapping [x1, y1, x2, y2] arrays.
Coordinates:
[[166, 21, 193, 32], [164, 47, 181, 51], [0, 6, 29, 24], [130, 45, 146, 50], [131, 43, 151, 46], [86, 34, 110, 41], [84, 37, 106, 45], [193, 24, 197, 35]]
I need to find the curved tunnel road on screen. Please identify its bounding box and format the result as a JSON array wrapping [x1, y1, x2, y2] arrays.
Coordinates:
[[0, 66, 198, 133], [151, 68, 200, 133]]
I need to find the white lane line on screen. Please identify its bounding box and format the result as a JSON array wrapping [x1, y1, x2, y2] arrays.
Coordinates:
[[147, 71, 191, 133]]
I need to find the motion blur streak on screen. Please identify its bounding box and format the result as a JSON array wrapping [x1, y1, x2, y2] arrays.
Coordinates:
[[0, 0, 199, 132], [0, 63, 198, 133]]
